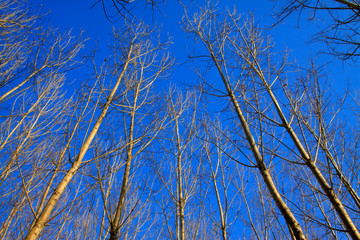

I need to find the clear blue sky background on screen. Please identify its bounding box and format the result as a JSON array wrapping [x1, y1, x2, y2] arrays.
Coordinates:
[[29, 0, 360, 101], [22, 2, 360, 237]]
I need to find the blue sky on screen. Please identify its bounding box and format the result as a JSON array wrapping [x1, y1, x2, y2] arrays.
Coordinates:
[[28, 0, 360, 107], [10, 2, 359, 238]]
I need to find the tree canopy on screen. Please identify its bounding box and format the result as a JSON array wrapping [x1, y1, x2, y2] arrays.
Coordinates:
[[1, 0, 360, 239]]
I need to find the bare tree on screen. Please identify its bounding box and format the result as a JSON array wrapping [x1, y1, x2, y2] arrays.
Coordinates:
[[183, 3, 360, 239], [200, 119, 241, 240], [0, 1, 85, 239], [96, 24, 172, 240], [24, 21, 162, 240], [183, 6, 307, 239], [0, 2, 173, 239], [3, 1, 360, 239], [152, 88, 204, 240]]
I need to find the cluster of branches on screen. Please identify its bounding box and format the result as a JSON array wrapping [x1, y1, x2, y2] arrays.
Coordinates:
[[275, 0, 360, 61], [90, 0, 165, 22], [0, 1, 360, 240], [183, 3, 360, 239]]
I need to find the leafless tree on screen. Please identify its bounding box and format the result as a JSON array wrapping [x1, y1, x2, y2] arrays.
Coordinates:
[[152, 88, 205, 240], [92, 23, 172, 240], [23, 19, 171, 240], [199, 119, 242, 240], [3, 1, 360, 239], [183, 6, 307, 239], [0, 1, 84, 239], [183, 3, 360, 239]]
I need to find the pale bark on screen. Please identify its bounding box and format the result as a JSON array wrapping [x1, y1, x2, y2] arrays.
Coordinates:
[[209, 48, 306, 240], [106, 31, 172, 238], [252, 62, 360, 239], [175, 117, 185, 240], [205, 145, 228, 240], [24, 45, 134, 240], [219, 11, 360, 237], [183, 8, 306, 238], [109, 85, 137, 240], [0, 66, 45, 104], [302, 118, 360, 210], [333, 0, 360, 10]]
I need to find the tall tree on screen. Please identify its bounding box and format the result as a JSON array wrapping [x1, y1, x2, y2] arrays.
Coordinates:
[[24, 21, 172, 240], [103, 24, 172, 240], [153, 89, 204, 240], [183, 6, 307, 239], [183, 4, 360, 239], [0, 1, 83, 239]]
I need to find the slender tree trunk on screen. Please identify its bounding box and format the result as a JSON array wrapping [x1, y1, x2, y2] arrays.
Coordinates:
[[211, 169, 227, 240], [208, 50, 307, 240], [205, 144, 227, 240], [109, 81, 138, 240], [175, 117, 185, 240], [305, 122, 360, 210], [108, 139, 134, 240], [255, 69, 360, 239], [176, 153, 185, 240], [0, 66, 45, 104], [25, 45, 133, 240]]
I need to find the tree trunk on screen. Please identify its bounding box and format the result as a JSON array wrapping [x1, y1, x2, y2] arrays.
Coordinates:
[[25, 45, 133, 240], [209, 51, 307, 240]]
